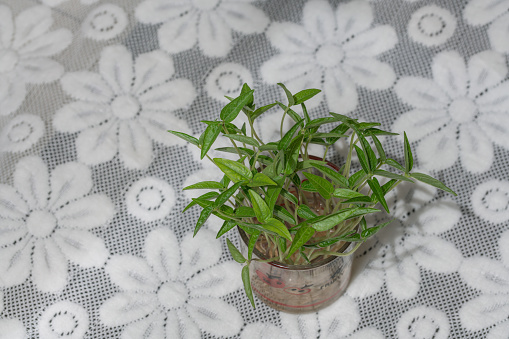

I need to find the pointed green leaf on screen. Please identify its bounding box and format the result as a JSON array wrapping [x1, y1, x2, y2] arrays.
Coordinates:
[[371, 134, 386, 162], [286, 225, 315, 259], [276, 102, 302, 122], [213, 181, 243, 208], [348, 169, 365, 188], [273, 205, 297, 225], [301, 180, 317, 192], [241, 123, 247, 135], [224, 134, 260, 147], [278, 119, 304, 150], [386, 158, 406, 172], [311, 163, 349, 187], [305, 117, 337, 129], [293, 88, 321, 105], [297, 205, 318, 219], [381, 179, 398, 195], [354, 145, 370, 174], [342, 196, 372, 204], [364, 128, 399, 136], [281, 188, 299, 205], [227, 238, 246, 263], [168, 130, 199, 146], [214, 158, 253, 183], [248, 189, 271, 222], [200, 122, 221, 159], [358, 122, 381, 130], [297, 160, 327, 171], [312, 132, 348, 139], [241, 83, 254, 108], [373, 170, 414, 183], [252, 103, 276, 121], [216, 220, 237, 238], [277, 83, 295, 106], [302, 172, 334, 199], [183, 191, 219, 212], [326, 123, 350, 144], [357, 132, 377, 171], [266, 176, 284, 210], [262, 218, 292, 241], [329, 112, 358, 124], [361, 220, 393, 239], [183, 181, 224, 190], [194, 205, 214, 236], [333, 188, 367, 199], [248, 173, 278, 187], [242, 265, 255, 308], [215, 146, 255, 157], [367, 178, 390, 213], [410, 172, 457, 196], [235, 206, 256, 218], [258, 143, 279, 151], [301, 102, 311, 124], [220, 90, 254, 123], [310, 208, 360, 232], [403, 132, 413, 173], [248, 230, 260, 260]]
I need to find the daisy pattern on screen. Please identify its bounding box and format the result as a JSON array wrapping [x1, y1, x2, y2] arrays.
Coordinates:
[[0, 5, 72, 116], [242, 295, 383, 339], [347, 179, 462, 300], [135, 0, 269, 57], [397, 306, 450, 339], [459, 230, 509, 338], [0, 156, 114, 293], [471, 180, 509, 224], [261, 0, 397, 112], [99, 228, 243, 338], [38, 301, 89, 339], [54, 45, 196, 170], [393, 50, 509, 173], [0, 113, 45, 153]]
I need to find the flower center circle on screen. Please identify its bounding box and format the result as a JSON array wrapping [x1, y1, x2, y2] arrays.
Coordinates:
[[191, 0, 219, 10], [0, 49, 19, 73], [26, 210, 57, 238], [485, 190, 509, 212], [50, 312, 78, 336], [7, 122, 33, 143], [417, 13, 446, 37], [158, 281, 189, 310], [217, 72, 243, 96], [136, 186, 164, 211], [448, 97, 477, 123], [315, 44, 343, 68], [111, 95, 140, 120]]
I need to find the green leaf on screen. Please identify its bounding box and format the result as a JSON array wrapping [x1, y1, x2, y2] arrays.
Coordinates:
[[247, 230, 260, 260], [309, 138, 329, 146], [281, 188, 299, 205], [357, 132, 377, 171], [183, 191, 219, 212], [241, 123, 247, 135], [371, 134, 386, 162], [302, 172, 334, 199], [200, 122, 222, 159], [258, 143, 279, 151], [273, 205, 296, 225], [242, 265, 255, 308], [329, 112, 358, 124], [262, 218, 292, 241], [194, 205, 214, 236], [183, 181, 224, 190], [381, 179, 398, 195], [342, 196, 372, 204], [361, 220, 393, 239], [305, 117, 337, 129], [373, 170, 414, 183], [410, 172, 457, 196], [278, 119, 304, 150], [333, 188, 367, 199], [286, 225, 315, 259], [386, 158, 406, 172], [214, 158, 253, 183], [215, 147, 255, 157], [326, 124, 350, 144], [364, 128, 399, 136], [248, 173, 278, 187], [297, 205, 317, 219], [301, 103, 311, 124], [312, 132, 348, 139], [360, 217, 367, 231], [168, 130, 199, 146], [220, 89, 254, 123], [297, 160, 327, 171], [358, 122, 381, 130], [311, 163, 349, 187], [241, 83, 254, 108], [227, 238, 246, 263], [348, 169, 365, 188], [220, 174, 231, 188], [367, 178, 390, 213], [224, 134, 260, 147], [309, 208, 360, 232], [293, 88, 321, 105], [276, 102, 302, 122], [277, 83, 295, 106], [266, 176, 284, 210], [213, 181, 243, 208], [354, 145, 370, 174], [216, 220, 237, 238], [305, 232, 360, 248], [252, 103, 277, 121], [248, 189, 271, 222], [301, 180, 317, 192], [404, 132, 413, 173], [278, 237, 287, 254], [235, 206, 256, 218]]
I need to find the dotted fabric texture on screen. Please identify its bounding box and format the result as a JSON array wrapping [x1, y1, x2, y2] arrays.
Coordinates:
[[0, 0, 508, 338]]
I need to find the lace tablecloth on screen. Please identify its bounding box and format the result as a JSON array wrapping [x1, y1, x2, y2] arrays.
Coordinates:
[[1, 0, 508, 338]]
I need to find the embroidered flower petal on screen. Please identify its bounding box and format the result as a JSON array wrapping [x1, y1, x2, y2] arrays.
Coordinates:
[[460, 256, 509, 294], [118, 121, 153, 170], [0, 184, 29, 219], [145, 228, 180, 282], [459, 123, 493, 173], [280, 312, 319, 339], [261, 54, 317, 84], [266, 22, 316, 53], [48, 162, 93, 210], [415, 201, 461, 235], [0, 237, 31, 287], [17, 28, 71, 58], [75, 121, 118, 166], [180, 230, 222, 279], [13, 6, 52, 49], [139, 78, 196, 111], [0, 5, 13, 49], [398, 306, 450, 339], [487, 321, 509, 339], [106, 255, 160, 292], [139, 111, 192, 146], [122, 312, 165, 339], [61, 72, 114, 103], [459, 294, 509, 331], [342, 57, 395, 90], [100, 292, 158, 327], [53, 229, 108, 268], [500, 231, 509, 267], [349, 328, 384, 339], [187, 297, 242, 337], [489, 12, 509, 54], [133, 50, 175, 96], [32, 238, 68, 292], [464, 0, 509, 26], [0, 319, 26, 339], [343, 26, 397, 57], [395, 77, 450, 110], [135, 0, 192, 24], [386, 256, 420, 300], [392, 109, 450, 143], [477, 112, 509, 150], [54, 194, 114, 229], [99, 45, 133, 95], [218, 3, 269, 34], [198, 12, 231, 57], [188, 261, 241, 298], [432, 51, 468, 99], [158, 13, 198, 55], [166, 310, 201, 339], [13, 156, 49, 211], [335, 0, 373, 42], [53, 101, 111, 133], [16, 57, 64, 84], [468, 50, 507, 97], [417, 127, 458, 171], [405, 235, 462, 273], [476, 81, 509, 113], [302, 0, 336, 43], [0, 76, 25, 116], [319, 295, 359, 337], [347, 248, 385, 298], [324, 68, 358, 113], [0, 219, 25, 247], [241, 323, 289, 339]]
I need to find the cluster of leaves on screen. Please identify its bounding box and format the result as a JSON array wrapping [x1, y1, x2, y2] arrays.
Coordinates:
[[169, 83, 456, 308]]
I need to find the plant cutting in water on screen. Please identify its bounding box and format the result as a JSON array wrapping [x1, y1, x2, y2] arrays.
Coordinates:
[[169, 83, 456, 308]]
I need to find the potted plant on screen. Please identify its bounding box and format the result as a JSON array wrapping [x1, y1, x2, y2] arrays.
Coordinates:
[[168, 83, 456, 313]]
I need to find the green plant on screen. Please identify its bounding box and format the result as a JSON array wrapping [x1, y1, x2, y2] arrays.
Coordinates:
[[168, 83, 456, 308]]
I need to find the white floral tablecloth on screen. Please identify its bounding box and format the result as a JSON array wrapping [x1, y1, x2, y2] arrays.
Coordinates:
[[1, 0, 508, 338]]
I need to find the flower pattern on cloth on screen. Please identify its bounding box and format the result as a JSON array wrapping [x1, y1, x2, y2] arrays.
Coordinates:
[[407, 5, 457, 47], [81, 4, 128, 41], [464, 0, 509, 54], [0, 156, 114, 293], [38, 301, 89, 339], [54, 45, 196, 170], [0, 5, 72, 116], [0, 113, 44, 153], [241, 295, 383, 339], [393, 50, 509, 173], [205, 62, 253, 103], [397, 306, 450, 339], [0, 291, 27, 339], [41, 0, 98, 7], [126, 177, 176, 222], [261, 0, 397, 112], [471, 179, 509, 224], [459, 230, 509, 338], [99, 228, 243, 338], [347, 179, 462, 300], [135, 0, 269, 58]]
